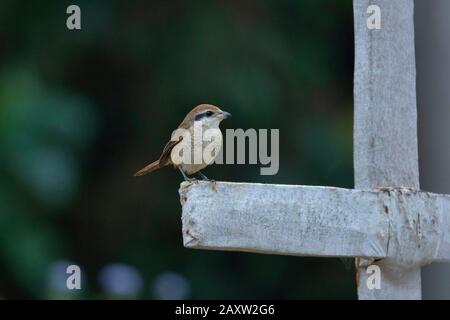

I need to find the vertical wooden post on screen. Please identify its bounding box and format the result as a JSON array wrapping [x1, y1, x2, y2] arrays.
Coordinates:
[[353, 0, 421, 299]]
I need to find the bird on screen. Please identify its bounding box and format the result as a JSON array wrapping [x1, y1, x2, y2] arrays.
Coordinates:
[[134, 104, 231, 181]]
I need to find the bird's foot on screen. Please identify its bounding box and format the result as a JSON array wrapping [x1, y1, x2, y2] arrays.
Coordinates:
[[198, 172, 217, 191], [186, 177, 198, 183], [210, 180, 217, 192], [179, 167, 198, 183], [198, 171, 213, 182]]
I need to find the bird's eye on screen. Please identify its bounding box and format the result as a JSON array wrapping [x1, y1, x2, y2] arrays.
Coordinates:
[[205, 111, 214, 117]]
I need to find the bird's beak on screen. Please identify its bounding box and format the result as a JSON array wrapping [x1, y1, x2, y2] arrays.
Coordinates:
[[220, 111, 232, 119]]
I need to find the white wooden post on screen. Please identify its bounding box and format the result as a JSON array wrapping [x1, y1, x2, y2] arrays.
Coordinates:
[[353, 0, 420, 299], [178, 0, 450, 299], [180, 182, 450, 262]]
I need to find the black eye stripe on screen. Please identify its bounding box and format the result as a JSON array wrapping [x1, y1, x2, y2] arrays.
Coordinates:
[[195, 113, 206, 121], [195, 110, 214, 121]]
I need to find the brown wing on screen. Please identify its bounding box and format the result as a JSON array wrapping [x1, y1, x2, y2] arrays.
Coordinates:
[[158, 136, 183, 166]]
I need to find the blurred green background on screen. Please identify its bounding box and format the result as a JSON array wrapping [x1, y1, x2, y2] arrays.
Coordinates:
[[0, 0, 355, 299]]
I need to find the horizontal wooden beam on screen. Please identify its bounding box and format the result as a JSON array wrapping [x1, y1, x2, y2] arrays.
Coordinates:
[[179, 181, 450, 262]]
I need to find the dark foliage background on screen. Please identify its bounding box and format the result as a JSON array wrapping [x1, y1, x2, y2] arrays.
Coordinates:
[[0, 0, 355, 299]]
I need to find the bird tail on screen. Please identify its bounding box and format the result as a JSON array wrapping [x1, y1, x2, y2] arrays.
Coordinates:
[[134, 160, 161, 177]]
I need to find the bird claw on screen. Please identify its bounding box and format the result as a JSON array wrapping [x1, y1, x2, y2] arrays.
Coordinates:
[[196, 172, 216, 190], [198, 172, 210, 181], [179, 167, 198, 182]]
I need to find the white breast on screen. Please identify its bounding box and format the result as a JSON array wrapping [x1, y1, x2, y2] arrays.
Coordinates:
[[173, 123, 223, 175]]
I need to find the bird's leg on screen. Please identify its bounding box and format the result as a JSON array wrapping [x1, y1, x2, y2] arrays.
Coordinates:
[[198, 171, 215, 185], [178, 167, 196, 182], [197, 171, 210, 181], [198, 171, 216, 191]]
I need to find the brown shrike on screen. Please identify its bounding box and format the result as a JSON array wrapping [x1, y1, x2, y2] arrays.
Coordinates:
[[134, 104, 231, 181]]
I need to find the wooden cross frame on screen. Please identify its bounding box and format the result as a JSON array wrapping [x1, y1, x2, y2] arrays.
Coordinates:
[[178, 0, 450, 299]]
